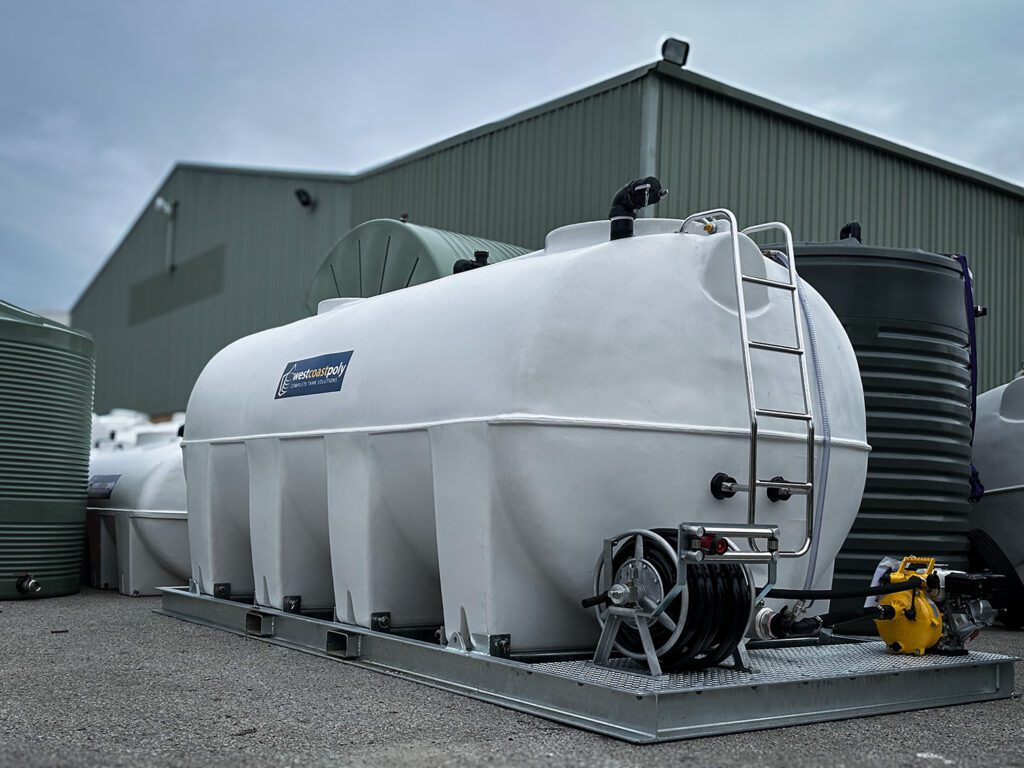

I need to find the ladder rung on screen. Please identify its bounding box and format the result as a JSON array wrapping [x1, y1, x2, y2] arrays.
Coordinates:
[[748, 340, 803, 355], [741, 274, 796, 291], [755, 408, 813, 421], [756, 479, 812, 494]]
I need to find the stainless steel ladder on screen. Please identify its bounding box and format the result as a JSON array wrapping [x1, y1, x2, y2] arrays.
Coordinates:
[[680, 210, 815, 558]]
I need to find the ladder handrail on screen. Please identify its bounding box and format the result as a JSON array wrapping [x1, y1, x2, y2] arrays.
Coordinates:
[[741, 222, 815, 560], [680, 209, 759, 528], [678, 211, 815, 559]]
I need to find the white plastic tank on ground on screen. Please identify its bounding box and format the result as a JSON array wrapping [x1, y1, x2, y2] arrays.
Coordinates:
[[185, 216, 869, 651], [91, 410, 185, 451], [970, 372, 1024, 627], [87, 437, 190, 596]]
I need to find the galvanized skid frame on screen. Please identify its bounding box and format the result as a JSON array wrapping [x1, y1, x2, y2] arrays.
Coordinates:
[[158, 587, 1015, 743]]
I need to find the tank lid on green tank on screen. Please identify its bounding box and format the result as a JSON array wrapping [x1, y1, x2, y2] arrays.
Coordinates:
[[306, 219, 530, 314], [0, 299, 93, 355]]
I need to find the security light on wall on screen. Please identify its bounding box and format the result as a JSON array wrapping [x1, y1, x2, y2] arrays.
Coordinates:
[[153, 196, 177, 217], [661, 37, 691, 67], [294, 188, 316, 210], [153, 197, 178, 273]]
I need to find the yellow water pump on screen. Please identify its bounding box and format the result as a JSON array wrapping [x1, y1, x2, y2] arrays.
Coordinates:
[[875, 557, 943, 656]]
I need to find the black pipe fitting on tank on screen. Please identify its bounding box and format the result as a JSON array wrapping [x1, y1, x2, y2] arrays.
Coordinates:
[[709, 472, 737, 500], [453, 250, 490, 275], [766, 476, 792, 503], [609, 177, 667, 241], [839, 221, 862, 243], [16, 574, 41, 595], [768, 612, 822, 639]]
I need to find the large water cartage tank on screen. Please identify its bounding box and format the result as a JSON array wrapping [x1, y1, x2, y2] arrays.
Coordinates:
[[186, 217, 869, 652], [794, 238, 974, 617], [0, 301, 95, 599]]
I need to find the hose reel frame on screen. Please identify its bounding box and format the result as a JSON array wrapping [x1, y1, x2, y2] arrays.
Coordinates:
[[588, 523, 780, 677], [591, 529, 691, 663]]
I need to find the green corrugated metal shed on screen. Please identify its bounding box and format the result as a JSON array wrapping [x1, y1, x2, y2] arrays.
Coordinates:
[[72, 58, 1024, 414], [73, 168, 354, 414]]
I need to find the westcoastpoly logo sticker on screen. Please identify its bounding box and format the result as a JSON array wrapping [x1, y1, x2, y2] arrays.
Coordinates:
[[275, 351, 353, 399], [88, 474, 121, 499]]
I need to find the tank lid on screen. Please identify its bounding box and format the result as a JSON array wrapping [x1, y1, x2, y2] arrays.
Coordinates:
[[0, 299, 93, 353], [789, 238, 964, 273], [544, 218, 685, 254]]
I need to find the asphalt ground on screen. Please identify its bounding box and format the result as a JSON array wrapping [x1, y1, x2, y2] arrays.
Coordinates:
[[1, 588, 1021, 768]]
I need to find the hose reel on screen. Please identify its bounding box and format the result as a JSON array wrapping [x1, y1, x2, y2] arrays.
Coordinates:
[[584, 524, 779, 677]]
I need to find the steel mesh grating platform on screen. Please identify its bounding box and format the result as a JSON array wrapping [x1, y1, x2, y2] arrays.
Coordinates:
[[536, 643, 1012, 693], [158, 587, 1017, 743]]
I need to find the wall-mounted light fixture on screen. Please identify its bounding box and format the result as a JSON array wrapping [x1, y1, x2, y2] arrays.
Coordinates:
[[153, 196, 178, 273], [294, 188, 317, 210], [661, 37, 691, 68]]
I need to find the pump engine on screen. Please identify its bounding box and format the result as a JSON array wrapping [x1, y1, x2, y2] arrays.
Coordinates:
[[874, 556, 1000, 656]]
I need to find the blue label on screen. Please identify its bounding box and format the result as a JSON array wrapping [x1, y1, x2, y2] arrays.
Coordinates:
[[275, 351, 353, 399], [88, 474, 121, 499]]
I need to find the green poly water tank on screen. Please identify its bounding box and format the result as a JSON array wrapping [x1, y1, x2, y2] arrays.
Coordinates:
[[0, 301, 95, 599], [307, 219, 530, 312], [793, 238, 973, 619]]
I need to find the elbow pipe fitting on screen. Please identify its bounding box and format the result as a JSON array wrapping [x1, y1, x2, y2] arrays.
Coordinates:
[[756, 603, 897, 640], [609, 177, 667, 240]]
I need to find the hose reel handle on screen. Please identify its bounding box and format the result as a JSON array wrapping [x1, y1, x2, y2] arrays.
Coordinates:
[[581, 592, 612, 609]]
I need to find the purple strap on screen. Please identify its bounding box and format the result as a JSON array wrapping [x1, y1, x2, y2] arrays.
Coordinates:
[[954, 253, 985, 502]]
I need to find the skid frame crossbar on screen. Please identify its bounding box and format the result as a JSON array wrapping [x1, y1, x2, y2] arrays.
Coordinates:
[[158, 587, 1015, 744]]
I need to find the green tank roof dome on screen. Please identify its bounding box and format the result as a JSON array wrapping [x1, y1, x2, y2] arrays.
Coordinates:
[[307, 219, 529, 314]]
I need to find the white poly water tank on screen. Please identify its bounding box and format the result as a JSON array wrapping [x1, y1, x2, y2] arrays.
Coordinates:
[[87, 437, 190, 595], [185, 218, 869, 651], [92, 409, 149, 448], [91, 410, 185, 451], [970, 374, 1024, 625]]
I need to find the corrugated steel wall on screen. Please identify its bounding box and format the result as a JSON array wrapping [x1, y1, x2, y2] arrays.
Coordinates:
[[351, 80, 646, 250], [654, 75, 1024, 390], [73, 168, 352, 413], [72, 66, 1024, 413]]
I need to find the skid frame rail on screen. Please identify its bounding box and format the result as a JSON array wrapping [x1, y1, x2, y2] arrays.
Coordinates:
[[158, 587, 1015, 743]]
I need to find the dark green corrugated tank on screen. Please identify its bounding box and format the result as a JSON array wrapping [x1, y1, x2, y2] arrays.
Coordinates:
[[794, 240, 973, 619], [0, 301, 95, 599], [306, 219, 530, 313]]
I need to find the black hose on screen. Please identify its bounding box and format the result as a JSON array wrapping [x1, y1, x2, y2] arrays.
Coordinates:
[[694, 563, 752, 668], [821, 604, 896, 628], [759, 576, 924, 600], [770, 606, 897, 638], [770, 603, 896, 638]]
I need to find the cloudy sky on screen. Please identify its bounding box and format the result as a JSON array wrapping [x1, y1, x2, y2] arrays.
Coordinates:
[[2, 1, 1021, 312]]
